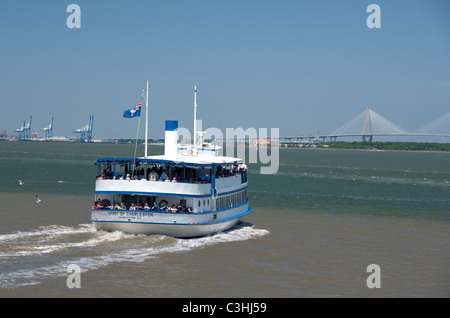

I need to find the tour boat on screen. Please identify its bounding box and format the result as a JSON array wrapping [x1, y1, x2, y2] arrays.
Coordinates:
[[91, 82, 251, 238]]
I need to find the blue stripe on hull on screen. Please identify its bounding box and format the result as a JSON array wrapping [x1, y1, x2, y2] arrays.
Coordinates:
[[92, 208, 251, 238]]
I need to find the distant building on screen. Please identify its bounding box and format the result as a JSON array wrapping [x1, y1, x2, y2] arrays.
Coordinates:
[[49, 136, 70, 142], [252, 138, 273, 148]]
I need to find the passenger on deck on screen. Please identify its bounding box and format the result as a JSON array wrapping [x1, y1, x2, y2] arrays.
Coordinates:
[[95, 199, 103, 209], [187, 205, 194, 213], [170, 204, 177, 212], [144, 203, 150, 210], [160, 170, 168, 181], [152, 202, 159, 211], [149, 170, 158, 181]]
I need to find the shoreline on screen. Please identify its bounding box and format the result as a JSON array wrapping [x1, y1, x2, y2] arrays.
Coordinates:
[[2, 138, 450, 153], [281, 141, 450, 153], [285, 147, 450, 154]]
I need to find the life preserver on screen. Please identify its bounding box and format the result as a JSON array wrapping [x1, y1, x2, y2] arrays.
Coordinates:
[[159, 200, 169, 207]]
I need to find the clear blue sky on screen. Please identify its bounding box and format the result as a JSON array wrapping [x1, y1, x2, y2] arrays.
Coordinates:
[[0, 0, 449, 140]]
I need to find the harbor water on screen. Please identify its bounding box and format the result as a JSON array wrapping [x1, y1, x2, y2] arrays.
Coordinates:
[[0, 141, 448, 297]]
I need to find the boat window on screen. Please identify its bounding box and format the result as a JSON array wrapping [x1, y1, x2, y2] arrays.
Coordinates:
[[215, 189, 248, 210], [96, 159, 219, 184]]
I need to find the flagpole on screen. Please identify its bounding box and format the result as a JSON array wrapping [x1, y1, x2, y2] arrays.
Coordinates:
[[193, 85, 197, 154], [145, 80, 149, 158]]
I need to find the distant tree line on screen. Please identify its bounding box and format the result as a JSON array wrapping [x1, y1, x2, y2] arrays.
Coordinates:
[[322, 141, 450, 152], [116, 139, 165, 144]]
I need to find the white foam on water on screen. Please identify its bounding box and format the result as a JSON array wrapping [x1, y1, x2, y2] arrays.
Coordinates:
[[0, 224, 269, 288], [65, 224, 269, 267], [0, 225, 130, 258], [0, 224, 95, 243]]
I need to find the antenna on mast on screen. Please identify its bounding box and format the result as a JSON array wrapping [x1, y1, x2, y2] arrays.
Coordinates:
[[193, 84, 198, 154]]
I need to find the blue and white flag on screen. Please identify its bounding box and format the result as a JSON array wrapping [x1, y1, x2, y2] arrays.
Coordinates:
[[123, 100, 142, 118]]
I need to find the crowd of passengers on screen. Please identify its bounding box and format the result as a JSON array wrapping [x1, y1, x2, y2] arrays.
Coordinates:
[[93, 199, 195, 213], [96, 162, 247, 183]]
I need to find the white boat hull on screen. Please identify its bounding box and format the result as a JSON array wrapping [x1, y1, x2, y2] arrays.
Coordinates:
[[93, 217, 243, 238], [92, 203, 251, 238]]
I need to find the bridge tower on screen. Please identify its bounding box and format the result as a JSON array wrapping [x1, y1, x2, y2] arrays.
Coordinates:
[[362, 107, 373, 142], [331, 107, 408, 141]]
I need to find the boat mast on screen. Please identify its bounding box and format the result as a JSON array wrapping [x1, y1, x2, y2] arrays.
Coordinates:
[[193, 85, 197, 154], [145, 80, 149, 158]]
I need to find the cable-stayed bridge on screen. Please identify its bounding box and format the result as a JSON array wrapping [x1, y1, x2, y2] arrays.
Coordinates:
[[416, 112, 450, 136], [279, 107, 450, 144]]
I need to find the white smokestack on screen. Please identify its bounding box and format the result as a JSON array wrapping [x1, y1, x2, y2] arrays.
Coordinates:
[[164, 120, 178, 157]]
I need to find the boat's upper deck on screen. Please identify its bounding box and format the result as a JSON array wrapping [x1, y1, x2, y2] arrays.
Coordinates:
[[94, 155, 248, 196], [97, 152, 244, 165]]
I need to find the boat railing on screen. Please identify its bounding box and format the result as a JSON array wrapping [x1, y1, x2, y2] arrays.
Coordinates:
[[96, 175, 211, 184], [91, 199, 249, 214], [92, 206, 196, 213], [96, 170, 248, 184]]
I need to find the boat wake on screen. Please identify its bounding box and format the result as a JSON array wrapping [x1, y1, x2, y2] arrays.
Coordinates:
[[0, 222, 269, 288], [0, 224, 95, 245]]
